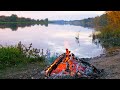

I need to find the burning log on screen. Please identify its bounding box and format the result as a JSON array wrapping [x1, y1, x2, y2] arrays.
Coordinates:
[[45, 53, 66, 77], [43, 48, 103, 79]]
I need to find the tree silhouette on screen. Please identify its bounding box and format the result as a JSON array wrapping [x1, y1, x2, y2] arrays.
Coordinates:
[[10, 14, 18, 22]]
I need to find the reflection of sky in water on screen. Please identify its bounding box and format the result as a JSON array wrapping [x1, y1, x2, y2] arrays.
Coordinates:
[[0, 24, 104, 58]]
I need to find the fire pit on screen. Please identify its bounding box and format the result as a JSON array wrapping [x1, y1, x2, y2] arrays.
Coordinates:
[[42, 49, 103, 79]]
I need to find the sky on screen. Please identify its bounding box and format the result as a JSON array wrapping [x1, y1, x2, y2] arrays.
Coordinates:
[[0, 11, 105, 20]]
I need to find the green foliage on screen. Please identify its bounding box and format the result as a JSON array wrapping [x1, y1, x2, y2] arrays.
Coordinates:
[[0, 46, 24, 69], [0, 14, 48, 29], [94, 14, 108, 27], [66, 13, 108, 28], [10, 14, 18, 22], [79, 18, 94, 27], [0, 42, 46, 69], [97, 26, 120, 48], [92, 11, 120, 49]]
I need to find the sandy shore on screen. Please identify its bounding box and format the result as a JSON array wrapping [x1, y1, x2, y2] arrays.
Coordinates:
[[89, 48, 120, 79]]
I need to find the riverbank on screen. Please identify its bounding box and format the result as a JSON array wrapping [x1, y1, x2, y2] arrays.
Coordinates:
[[0, 61, 47, 79], [89, 48, 120, 79], [1, 43, 120, 79], [1, 49, 120, 79], [0, 42, 48, 79]]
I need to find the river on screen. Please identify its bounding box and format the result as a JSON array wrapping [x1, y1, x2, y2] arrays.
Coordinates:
[[0, 24, 105, 58]]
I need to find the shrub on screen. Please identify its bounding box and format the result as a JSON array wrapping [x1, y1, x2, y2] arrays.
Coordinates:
[[0, 42, 45, 69]]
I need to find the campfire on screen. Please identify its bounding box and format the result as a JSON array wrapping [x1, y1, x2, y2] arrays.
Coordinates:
[[43, 49, 102, 79]]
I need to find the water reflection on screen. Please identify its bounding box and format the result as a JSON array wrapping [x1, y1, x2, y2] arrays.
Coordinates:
[[75, 32, 80, 46], [0, 24, 104, 58], [0, 23, 48, 31], [91, 31, 105, 49]]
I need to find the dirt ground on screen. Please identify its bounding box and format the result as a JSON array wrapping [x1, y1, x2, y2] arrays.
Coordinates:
[[0, 62, 47, 79], [89, 49, 120, 79], [1, 49, 120, 79]]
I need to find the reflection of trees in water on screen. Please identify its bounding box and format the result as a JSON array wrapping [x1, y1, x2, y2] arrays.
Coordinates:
[[0, 23, 48, 31], [75, 32, 80, 46], [92, 33, 103, 48], [95, 37, 120, 49], [9, 23, 18, 31], [0, 14, 48, 31], [92, 31, 120, 49]]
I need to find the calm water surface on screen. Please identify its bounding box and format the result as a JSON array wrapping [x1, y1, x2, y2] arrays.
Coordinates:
[[0, 24, 105, 58]]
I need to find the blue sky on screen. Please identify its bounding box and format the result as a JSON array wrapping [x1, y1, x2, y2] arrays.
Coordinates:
[[0, 11, 105, 20]]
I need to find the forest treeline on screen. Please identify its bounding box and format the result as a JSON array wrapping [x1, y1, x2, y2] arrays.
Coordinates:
[[0, 14, 48, 24], [0, 14, 48, 30], [78, 11, 120, 28], [94, 11, 120, 48], [69, 11, 120, 48], [67, 13, 108, 27]]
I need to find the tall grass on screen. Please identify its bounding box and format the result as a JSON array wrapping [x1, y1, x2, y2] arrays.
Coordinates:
[[97, 25, 120, 48], [0, 42, 46, 69]]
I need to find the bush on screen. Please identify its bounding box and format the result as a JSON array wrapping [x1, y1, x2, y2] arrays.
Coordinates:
[[0, 42, 45, 69], [97, 26, 120, 48]]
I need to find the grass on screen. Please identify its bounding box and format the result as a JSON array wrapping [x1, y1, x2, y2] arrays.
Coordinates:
[[0, 42, 46, 70], [0, 42, 48, 79], [96, 25, 120, 48]]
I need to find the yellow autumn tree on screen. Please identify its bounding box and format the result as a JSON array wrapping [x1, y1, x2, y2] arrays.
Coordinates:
[[106, 11, 120, 28]]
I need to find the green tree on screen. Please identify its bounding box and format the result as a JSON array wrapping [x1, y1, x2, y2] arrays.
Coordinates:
[[10, 14, 18, 22]]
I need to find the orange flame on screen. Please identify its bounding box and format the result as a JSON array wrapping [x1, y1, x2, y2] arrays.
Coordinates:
[[63, 48, 70, 62], [45, 48, 77, 77]]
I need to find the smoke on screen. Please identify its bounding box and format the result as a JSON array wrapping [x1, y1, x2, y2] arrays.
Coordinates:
[[64, 40, 70, 49]]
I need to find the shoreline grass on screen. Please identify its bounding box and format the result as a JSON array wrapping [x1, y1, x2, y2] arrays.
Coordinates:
[[96, 26, 120, 48], [0, 42, 47, 70]]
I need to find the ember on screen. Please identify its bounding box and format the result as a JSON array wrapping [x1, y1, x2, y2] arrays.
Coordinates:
[[43, 49, 103, 79]]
